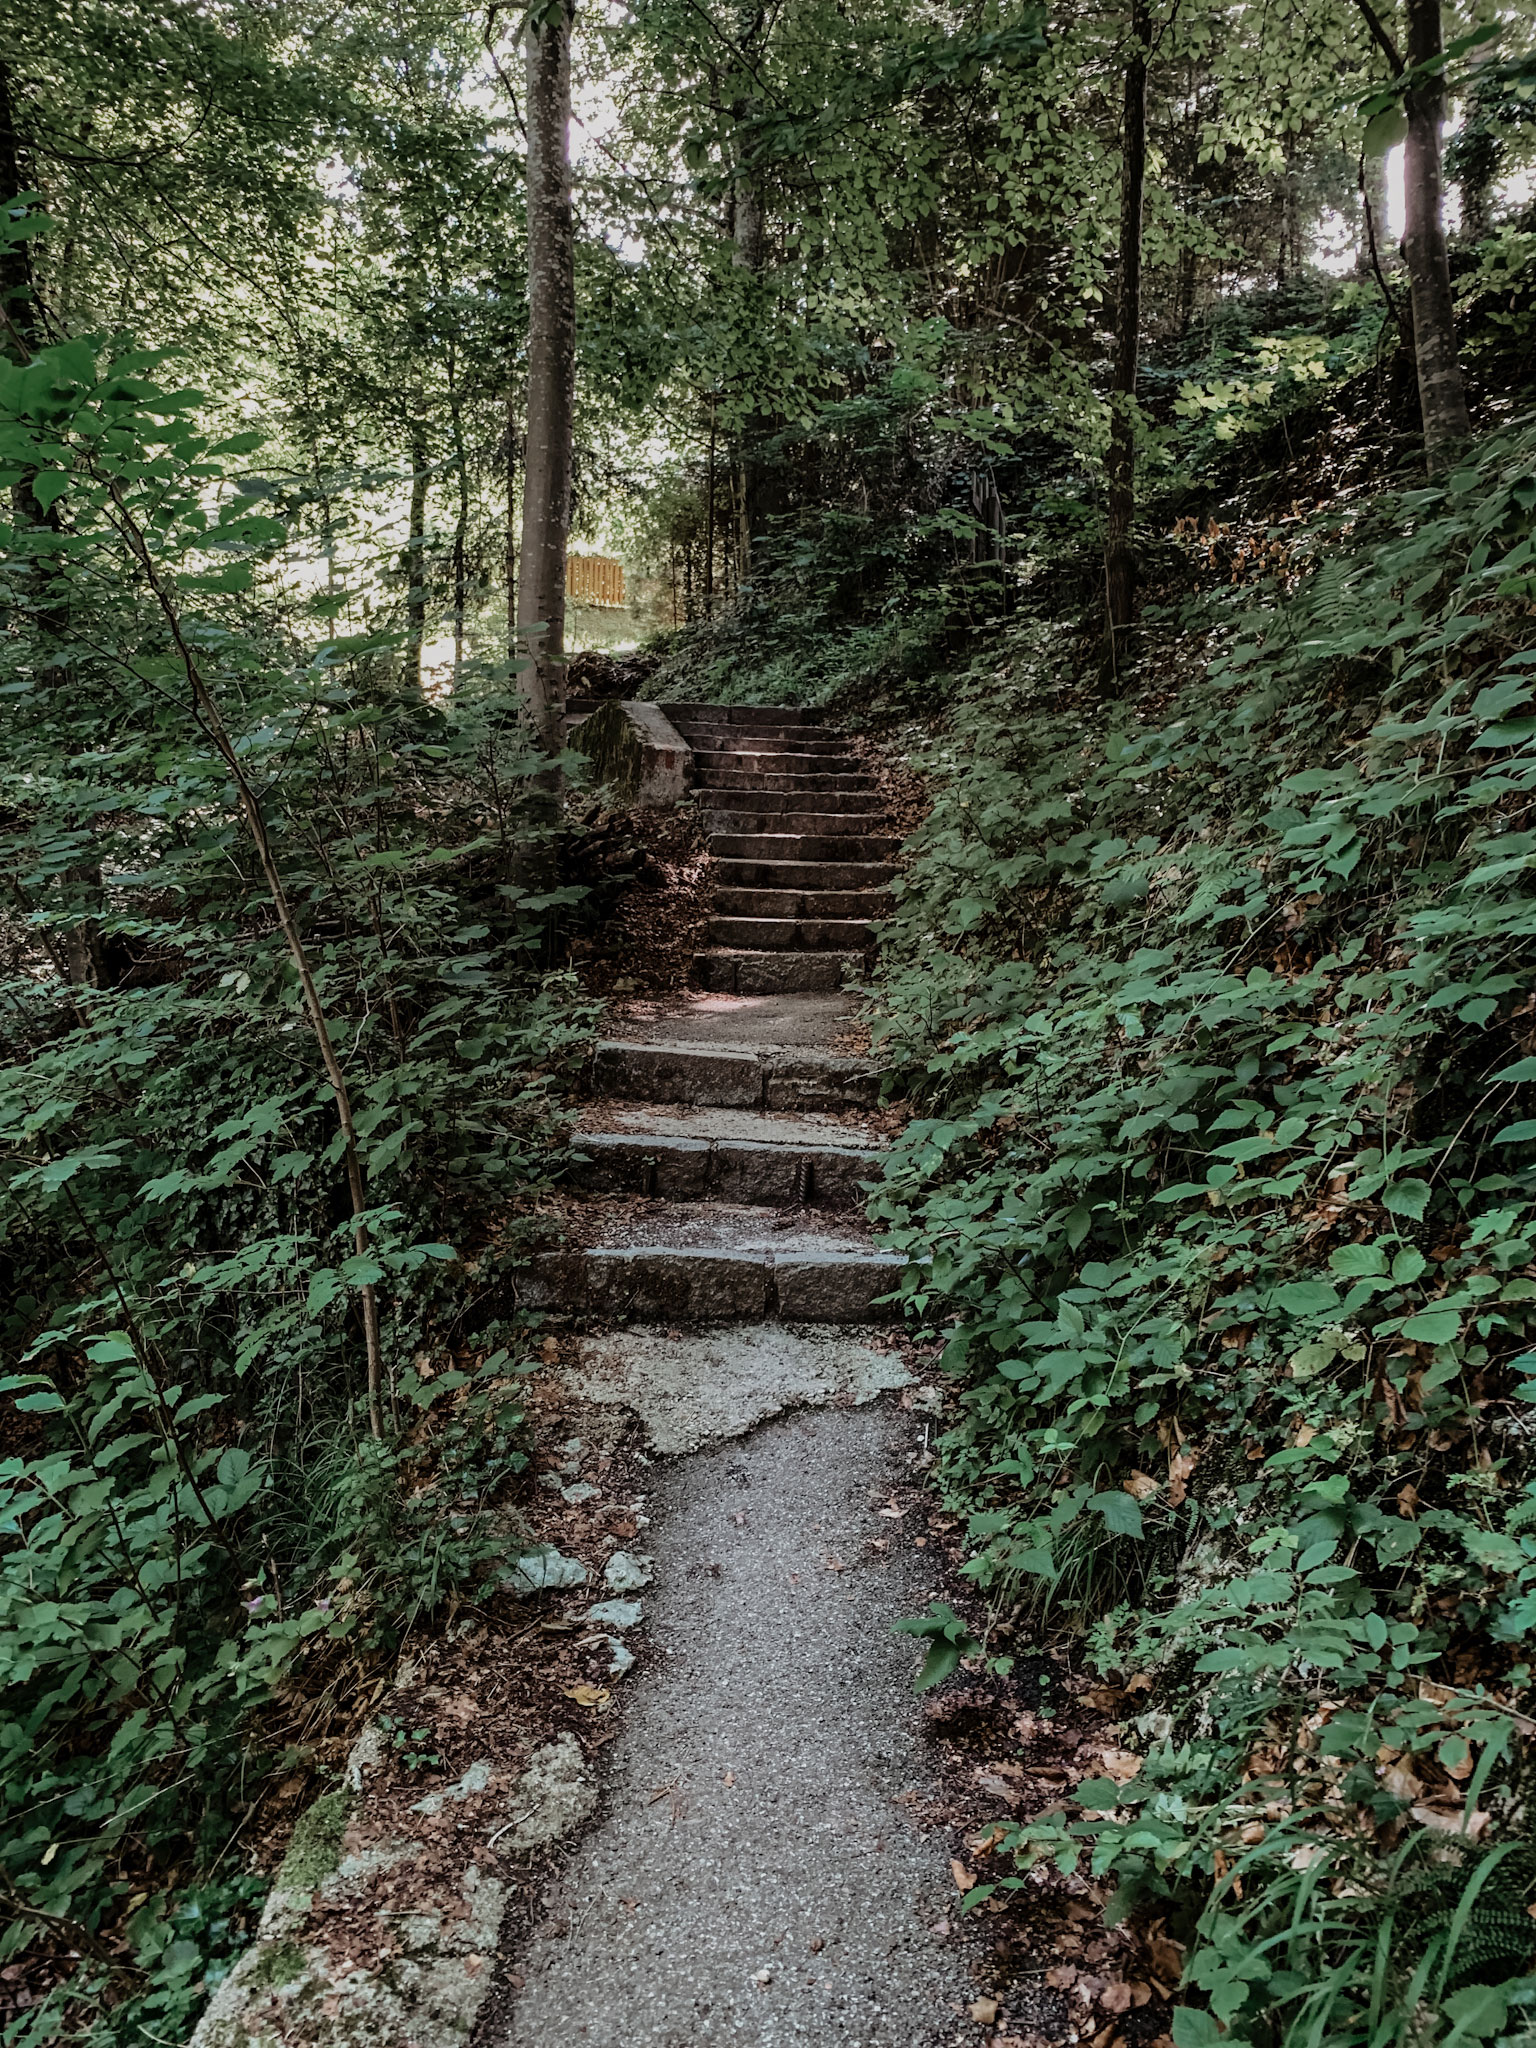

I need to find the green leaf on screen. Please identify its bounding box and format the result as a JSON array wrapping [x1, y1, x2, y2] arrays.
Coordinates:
[[1363, 103, 1408, 157], [1088, 1491, 1144, 1538], [1274, 1281, 1341, 1317], [1382, 1178, 1431, 1220], [1399, 1308, 1461, 1344]]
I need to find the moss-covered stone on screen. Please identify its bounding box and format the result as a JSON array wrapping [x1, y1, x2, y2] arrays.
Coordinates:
[[277, 1788, 352, 1893], [572, 698, 644, 802], [242, 1939, 310, 1993]]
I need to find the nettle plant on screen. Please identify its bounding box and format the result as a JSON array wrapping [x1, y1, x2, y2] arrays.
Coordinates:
[[0, 337, 590, 2034], [872, 422, 1536, 2043]]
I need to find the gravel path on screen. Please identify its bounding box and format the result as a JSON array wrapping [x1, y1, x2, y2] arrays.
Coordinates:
[[499, 1402, 971, 2047]]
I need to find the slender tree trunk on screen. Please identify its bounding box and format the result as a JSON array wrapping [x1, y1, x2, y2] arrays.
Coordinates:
[[403, 429, 428, 692], [516, 0, 575, 762], [0, 59, 39, 354], [505, 391, 519, 662], [704, 404, 716, 615], [446, 343, 469, 691], [1402, 0, 1470, 476], [1103, 0, 1150, 683]]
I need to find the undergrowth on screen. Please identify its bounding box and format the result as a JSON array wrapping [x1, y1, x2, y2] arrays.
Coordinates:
[[0, 337, 592, 2042], [870, 416, 1536, 2044]]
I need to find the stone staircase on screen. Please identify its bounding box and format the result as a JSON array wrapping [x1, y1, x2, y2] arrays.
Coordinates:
[[665, 701, 895, 993], [535, 701, 904, 1326]]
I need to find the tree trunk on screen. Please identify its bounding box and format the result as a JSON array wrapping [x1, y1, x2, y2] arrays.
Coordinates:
[[1103, 0, 1150, 683], [505, 391, 519, 663], [516, 0, 575, 762], [403, 429, 428, 693], [1402, 0, 1470, 477], [704, 404, 716, 615], [0, 59, 41, 356], [446, 342, 469, 690]]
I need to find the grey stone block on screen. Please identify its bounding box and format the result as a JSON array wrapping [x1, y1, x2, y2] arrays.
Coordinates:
[[592, 1041, 761, 1107], [764, 1054, 880, 1111], [773, 1252, 905, 1321], [572, 1133, 711, 1198], [534, 1248, 772, 1321]]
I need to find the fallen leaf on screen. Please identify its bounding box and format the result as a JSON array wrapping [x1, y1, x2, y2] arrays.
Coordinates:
[[809, 1936, 825, 1954], [564, 1684, 610, 1710], [1046, 1964, 1079, 1989], [969, 1998, 1000, 2024], [1098, 1748, 1143, 1785], [1123, 1471, 1159, 1500], [1091, 2026, 1120, 2048], [950, 1858, 976, 1892], [1381, 1763, 1424, 1803], [1082, 1687, 1125, 1713], [878, 1501, 907, 1518], [1100, 1981, 1133, 2013], [1145, 1930, 1185, 1983], [1130, 1980, 1154, 2007], [1167, 1446, 1199, 1508], [1412, 1804, 1489, 1839], [1123, 1673, 1154, 1696]]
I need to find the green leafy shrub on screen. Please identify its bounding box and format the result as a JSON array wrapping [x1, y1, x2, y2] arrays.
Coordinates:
[[0, 338, 592, 2037], [872, 417, 1536, 2044]]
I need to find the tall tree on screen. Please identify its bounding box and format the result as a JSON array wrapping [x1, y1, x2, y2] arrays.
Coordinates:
[[516, 0, 575, 760], [1401, 0, 1471, 474], [1103, 0, 1150, 680], [1355, 0, 1471, 476]]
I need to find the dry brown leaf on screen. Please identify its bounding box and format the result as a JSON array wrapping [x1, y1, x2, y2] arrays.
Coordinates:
[[1091, 2026, 1120, 2048], [1145, 1931, 1185, 1983], [1412, 1804, 1488, 1839], [1098, 1748, 1143, 1785], [968, 1999, 1000, 2025], [1123, 1471, 1159, 1500], [564, 1683, 610, 1711], [1168, 1446, 1199, 1508], [950, 1858, 976, 1892], [1100, 1981, 1134, 2014], [1046, 1965, 1079, 1989], [1380, 1763, 1424, 1803]]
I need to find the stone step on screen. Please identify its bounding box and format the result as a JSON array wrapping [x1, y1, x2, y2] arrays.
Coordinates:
[[672, 729, 851, 756], [692, 950, 861, 995], [662, 703, 823, 728], [702, 787, 885, 815], [570, 1107, 883, 1208], [695, 770, 875, 795], [528, 1213, 901, 1324], [591, 1038, 877, 1111], [709, 831, 901, 862], [713, 858, 894, 891], [692, 750, 859, 776], [712, 886, 889, 920], [707, 915, 873, 952]]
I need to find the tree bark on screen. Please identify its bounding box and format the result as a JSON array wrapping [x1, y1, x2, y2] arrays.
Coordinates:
[[505, 390, 519, 663], [1401, 0, 1470, 476], [516, 0, 575, 762], [1103, 0, 1150, 683], [403, 428, 428, 693]]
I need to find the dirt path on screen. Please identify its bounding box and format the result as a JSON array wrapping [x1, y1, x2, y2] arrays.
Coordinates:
[[501, 1404, 969, 2046]]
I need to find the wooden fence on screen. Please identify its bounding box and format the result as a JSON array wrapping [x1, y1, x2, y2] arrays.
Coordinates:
[[566, 554, 626, 608]]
